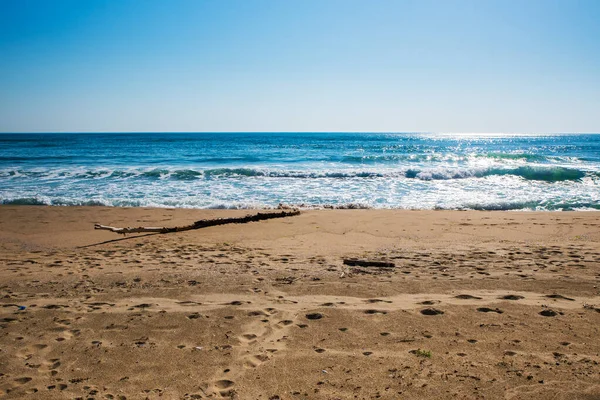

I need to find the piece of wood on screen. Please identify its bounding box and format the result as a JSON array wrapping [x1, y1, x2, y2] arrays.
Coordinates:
[[343, 259, 395, 268], [94, 210, 300, 235]]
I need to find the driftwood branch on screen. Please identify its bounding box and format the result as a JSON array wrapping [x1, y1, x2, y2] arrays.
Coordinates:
[[95, 210, 301, 235]]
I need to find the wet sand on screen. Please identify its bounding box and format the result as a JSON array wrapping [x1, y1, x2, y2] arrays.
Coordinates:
[[1, 206, 599, 399]]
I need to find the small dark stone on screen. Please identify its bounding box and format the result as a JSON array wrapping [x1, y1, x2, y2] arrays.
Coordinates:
[[306, 313, 323, 320], [420, 308, 444, 316], [539, 309, 558, 317]]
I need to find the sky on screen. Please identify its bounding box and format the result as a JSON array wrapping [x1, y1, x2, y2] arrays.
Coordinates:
[[0, 0, 599, 133]]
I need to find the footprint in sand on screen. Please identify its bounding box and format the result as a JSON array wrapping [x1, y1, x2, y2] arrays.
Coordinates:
[[48, 359, 61, 370], [545, 294, 575, 301], [54, 317, 75, 327], [42, 304, 69, 310], [365, 299, 393, 304], [177, 300, 202, 306], [239, 333, 258, 344], [17, 343, 50, 361], [54, 328, 77, 342], [85, 302, 115, 311], [364, 309, 387, 315], [500, 295, 524, 300], [420, 308, 444, 316], [477, 307, 504, 314], [213, 379, 235, 396], [244, 354, 270, 368], [0, 317, 19, 324], [40, 381, 68, 392], [454, 294, 482, 300]]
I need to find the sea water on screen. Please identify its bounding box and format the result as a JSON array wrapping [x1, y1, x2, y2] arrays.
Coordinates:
[[1, 132, 599, 210]]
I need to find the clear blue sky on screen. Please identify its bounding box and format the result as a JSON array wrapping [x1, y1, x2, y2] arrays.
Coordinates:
[[1, 0, 599, 133]]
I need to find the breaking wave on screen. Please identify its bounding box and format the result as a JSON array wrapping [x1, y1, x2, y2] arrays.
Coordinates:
[[0, 165, 594, 182], [405, 166, 589, 182]]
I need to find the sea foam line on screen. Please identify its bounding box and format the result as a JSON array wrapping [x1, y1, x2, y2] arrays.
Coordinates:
[[1, 165, 597, 182]]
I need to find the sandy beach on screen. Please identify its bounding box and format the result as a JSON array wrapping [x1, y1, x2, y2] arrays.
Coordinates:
[[1, 206, 599, 399]]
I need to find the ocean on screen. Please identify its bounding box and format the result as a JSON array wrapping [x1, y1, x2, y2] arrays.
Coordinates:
[[0, 132, 599, 211]]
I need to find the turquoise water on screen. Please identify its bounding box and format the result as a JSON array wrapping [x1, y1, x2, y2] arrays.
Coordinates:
[[1, 132, 599, 210]]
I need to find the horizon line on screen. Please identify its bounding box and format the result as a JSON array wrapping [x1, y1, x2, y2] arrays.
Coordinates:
[[1, 131, 599, 135]]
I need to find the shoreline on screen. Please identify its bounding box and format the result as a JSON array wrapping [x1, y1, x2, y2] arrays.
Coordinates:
[[3, 201, 600, 212], [1, 206, 599, 398]]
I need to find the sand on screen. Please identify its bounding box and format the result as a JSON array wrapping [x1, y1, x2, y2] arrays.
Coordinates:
[[0, 206, 599, 399]]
